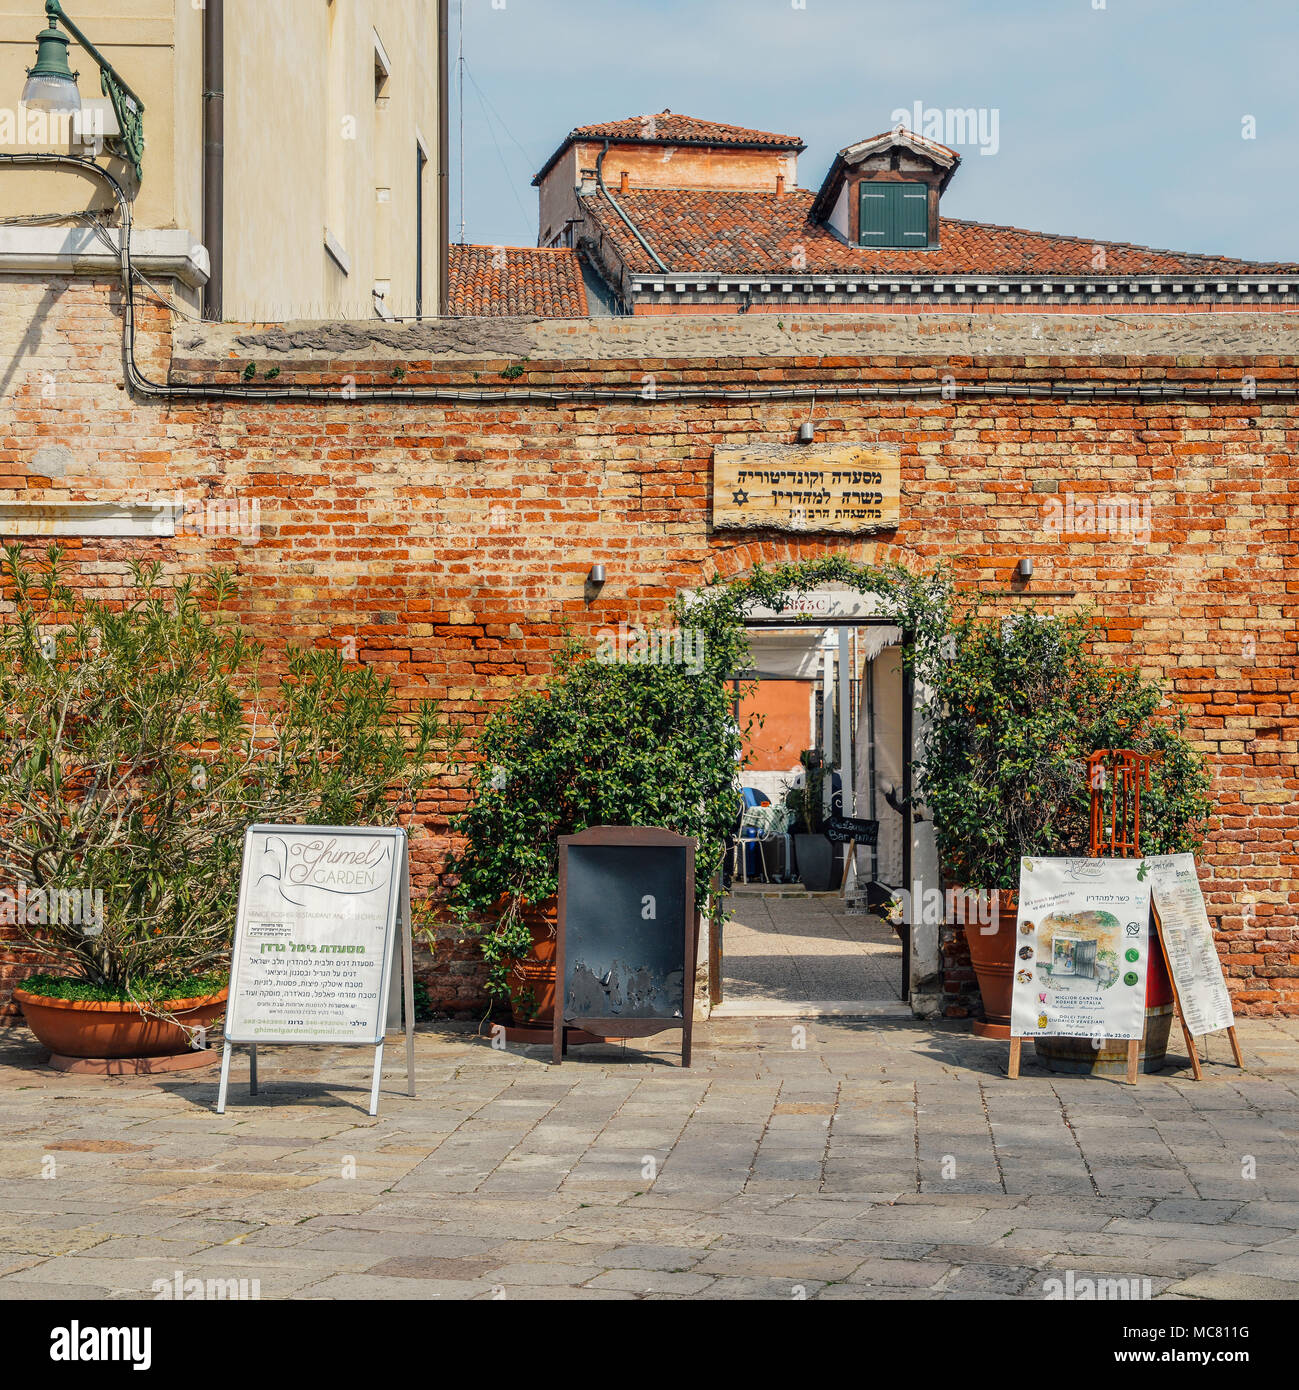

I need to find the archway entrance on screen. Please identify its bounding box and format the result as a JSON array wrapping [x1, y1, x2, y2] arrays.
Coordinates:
[[721, 609, 908, 1015], [682, 567, 947, 1018]]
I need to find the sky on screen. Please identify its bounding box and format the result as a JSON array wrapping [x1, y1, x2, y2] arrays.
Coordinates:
[[452, 0, 1299, 264]]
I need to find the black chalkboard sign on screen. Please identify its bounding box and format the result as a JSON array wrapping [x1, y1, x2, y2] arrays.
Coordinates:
[[554, 826, 697, 1067], [824, 815, 879, 846]]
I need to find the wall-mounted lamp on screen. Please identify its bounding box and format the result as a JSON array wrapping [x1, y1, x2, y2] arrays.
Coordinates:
[[1016, 557, 1034, 581], [587, 564, 606, 586], [22, 0, 146, 181], [797, 420, 816, 444]]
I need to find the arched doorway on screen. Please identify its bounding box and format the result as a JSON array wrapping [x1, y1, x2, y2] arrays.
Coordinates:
[[680, 560, 949, 1017]]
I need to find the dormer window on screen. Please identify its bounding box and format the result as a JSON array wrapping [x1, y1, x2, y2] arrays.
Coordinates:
[[812, 129, 959, 251], [859, 182, 929, 248]]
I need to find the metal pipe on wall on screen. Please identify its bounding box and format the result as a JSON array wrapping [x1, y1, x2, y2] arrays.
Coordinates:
[[901, 661, 915, 1000], [437, 0, 450, 315], [865, 653, 878, 884], [838, 626, 853, 818], [201, 0, 224, 321], [838, 625, 854, 892], [820, 642, 834, 816]]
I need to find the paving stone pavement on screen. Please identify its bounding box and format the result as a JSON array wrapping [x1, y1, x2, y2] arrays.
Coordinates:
[[1, 1016, 1297, 1301], [719, 893, 900, 1006]]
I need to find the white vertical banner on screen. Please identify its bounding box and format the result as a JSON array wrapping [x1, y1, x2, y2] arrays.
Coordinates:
[[1011, 856, 1153, 1041], [1147, 854, 1235, 1037]]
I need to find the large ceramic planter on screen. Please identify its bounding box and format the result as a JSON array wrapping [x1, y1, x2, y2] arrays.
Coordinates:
[[794, 834, 836, 892], [502, 898, 559, 1027], [14, 986, 228, 1067], [959, 888, 1018, 1040]]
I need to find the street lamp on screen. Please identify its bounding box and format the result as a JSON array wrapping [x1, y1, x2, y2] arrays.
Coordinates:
[[21, 0, 146, 182]]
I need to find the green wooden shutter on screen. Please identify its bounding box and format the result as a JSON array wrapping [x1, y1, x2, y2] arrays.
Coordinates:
[[859, 182, 929, 247]]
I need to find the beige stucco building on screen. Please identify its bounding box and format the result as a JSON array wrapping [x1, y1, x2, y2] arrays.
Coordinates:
[[0, 0, 448, 319]]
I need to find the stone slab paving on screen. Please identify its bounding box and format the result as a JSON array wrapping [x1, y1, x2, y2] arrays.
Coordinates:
[[718, 893, 901, 1007], [0, 1016, 1297, 1300]]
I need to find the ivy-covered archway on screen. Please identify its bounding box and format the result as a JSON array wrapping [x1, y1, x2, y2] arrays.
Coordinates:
[[676, 555, 954, 1014], [677, 553, 952, 677]]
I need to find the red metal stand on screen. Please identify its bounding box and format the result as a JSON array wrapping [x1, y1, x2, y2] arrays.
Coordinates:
[[1087, 749, 1159, 858]]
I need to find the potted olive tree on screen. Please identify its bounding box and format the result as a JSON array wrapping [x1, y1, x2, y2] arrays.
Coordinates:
[[917, 609, 1212, 1039], [1, 547, 456, 1070], [449, 632, 743, 1029]]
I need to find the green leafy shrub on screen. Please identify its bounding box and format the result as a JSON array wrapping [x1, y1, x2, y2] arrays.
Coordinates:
[[18, 970, 228, 1003], [0, 547, 457, 1004], [917, 609, 1212, 890], [449, 634, 744, 1003]]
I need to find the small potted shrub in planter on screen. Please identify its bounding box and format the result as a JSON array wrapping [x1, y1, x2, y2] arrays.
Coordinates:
[[1, 548, 456, 1071], [917, 609, 1211, 1041], [449, 633, 742, 1030], [785, 752, 838, 892]]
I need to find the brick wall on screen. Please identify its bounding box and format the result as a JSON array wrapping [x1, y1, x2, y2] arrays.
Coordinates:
[[1, 282, 1296, 1020]]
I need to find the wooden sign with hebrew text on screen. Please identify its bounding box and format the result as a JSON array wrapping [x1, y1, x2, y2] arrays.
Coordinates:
[[712, 442, 901, 533]]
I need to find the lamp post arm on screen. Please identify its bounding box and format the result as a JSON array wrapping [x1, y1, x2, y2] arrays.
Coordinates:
[[44, 0, 146, 182], [44, 0, 145, 112]]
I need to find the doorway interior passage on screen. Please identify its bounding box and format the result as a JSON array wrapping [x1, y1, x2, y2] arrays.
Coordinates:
[[713, 890, 906, 1018]]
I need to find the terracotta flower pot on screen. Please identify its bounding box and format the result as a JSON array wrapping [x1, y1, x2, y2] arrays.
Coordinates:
[[958, 888, 1018, 1040], [502, 899, 558, 1026], [14, 986, 228, 1060]]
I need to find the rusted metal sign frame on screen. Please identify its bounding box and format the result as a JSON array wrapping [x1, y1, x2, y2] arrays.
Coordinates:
[[553, 826, 697, 1068]]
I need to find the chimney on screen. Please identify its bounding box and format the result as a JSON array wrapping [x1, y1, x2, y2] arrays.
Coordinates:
[[776, 174, 786, 196], [620, 170, 630, 195]]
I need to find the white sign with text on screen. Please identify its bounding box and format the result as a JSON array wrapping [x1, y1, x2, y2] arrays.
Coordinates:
[[226, 826, 403, 1046], [1147, 854, 1235, 1037], [1010, 856, 1153, 1041]]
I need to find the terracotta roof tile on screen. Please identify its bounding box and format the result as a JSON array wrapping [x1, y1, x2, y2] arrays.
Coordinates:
[[447, 244, 589, 318], [534, 112, 804, 184], [569, 112, 804, 149], [581, 188, 1299, 278]]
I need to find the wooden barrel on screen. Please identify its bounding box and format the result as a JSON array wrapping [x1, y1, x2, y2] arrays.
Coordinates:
[[1033, 1004, 1173, 1075]]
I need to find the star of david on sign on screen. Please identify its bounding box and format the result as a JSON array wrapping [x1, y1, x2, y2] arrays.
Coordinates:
[[731, 488, 750, 507]]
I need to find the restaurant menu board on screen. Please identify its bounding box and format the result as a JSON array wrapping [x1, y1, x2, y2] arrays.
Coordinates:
[[562, 843, 689, 1022], [1010, 856, 1153, 1041], [225, 826, 403, 1046], [1146, 854, 1235, 1037]]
